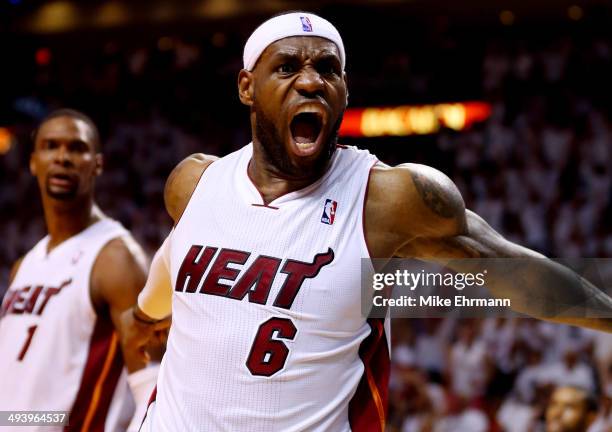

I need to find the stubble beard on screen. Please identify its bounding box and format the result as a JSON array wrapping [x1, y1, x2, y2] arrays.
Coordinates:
[[254, 105, 344, 180]]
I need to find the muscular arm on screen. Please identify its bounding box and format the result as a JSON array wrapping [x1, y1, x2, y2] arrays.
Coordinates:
[[92, 236, 173, 431], [366, 163, 612, 332], [91, 236, 156, 372]]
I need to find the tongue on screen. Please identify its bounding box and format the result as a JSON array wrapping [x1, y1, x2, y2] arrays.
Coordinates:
[[292, 119, 318, 144]]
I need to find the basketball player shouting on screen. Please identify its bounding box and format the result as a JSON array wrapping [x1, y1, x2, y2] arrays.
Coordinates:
[[128, 12, 612, 431], [0, 110, 167, 431]]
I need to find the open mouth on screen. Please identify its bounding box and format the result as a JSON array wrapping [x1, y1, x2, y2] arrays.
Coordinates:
[[290, 112, 323, 156], [48, 173, 76, 188]]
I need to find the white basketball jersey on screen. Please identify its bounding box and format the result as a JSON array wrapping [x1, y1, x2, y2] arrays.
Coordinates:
[[145, 144, 390, 432], [0, 218, 134, 432]]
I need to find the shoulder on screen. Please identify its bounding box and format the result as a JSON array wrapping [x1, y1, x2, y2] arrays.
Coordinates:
[[164, 153, 218, 224], [93, 235, 148, 283], [367, 162, 466, 239], [8, 256, 25, 285], [90, 235, 148, 311]]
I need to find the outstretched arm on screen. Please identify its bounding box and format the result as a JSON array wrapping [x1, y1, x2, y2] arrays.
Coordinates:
[[367, 163, 612, 332], [423, 209, 611, 331]]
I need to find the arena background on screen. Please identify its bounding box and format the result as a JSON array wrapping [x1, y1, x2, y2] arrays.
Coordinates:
[[1, 0, 611, 430]]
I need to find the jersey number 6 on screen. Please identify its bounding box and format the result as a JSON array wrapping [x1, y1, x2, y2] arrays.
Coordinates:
[[246, 317, 297, 377]]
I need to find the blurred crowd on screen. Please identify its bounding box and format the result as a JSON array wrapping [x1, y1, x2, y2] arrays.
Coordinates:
[[0, 8, 611, 431], [386, 30, 612, 431], [450, 37, 612, 259], [388, 317, 611, 431]]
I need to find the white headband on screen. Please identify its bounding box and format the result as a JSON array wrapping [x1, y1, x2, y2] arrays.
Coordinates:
[[243, 12, 345, 71]]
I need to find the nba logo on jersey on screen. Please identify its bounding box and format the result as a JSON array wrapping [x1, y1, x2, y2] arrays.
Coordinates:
[[321, 199, 337, 225], [300, 16, 313, 32]]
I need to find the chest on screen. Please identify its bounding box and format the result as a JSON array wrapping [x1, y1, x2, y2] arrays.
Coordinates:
[[171, 201, 367, 323], [2, 248, 89, 320]]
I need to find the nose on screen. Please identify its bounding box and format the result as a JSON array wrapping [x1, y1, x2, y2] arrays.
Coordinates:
[[547, 405, 561, 422], [54, 144, 72, 166], [294, 66, 324, 98]]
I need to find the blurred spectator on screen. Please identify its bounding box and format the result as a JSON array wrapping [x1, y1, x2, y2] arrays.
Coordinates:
[[448, 319, 490, 401], [545, 385, 599, 432]]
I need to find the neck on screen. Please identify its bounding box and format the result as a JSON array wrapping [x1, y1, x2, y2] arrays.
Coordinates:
[[42, 195, 101, 252], [249, 140, 330, 204]]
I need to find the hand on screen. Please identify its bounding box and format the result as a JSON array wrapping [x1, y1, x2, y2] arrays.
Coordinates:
[[119, 306, 171, 371]]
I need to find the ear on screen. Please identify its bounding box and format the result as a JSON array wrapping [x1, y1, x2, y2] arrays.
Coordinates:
[[342, 71, 349, 106], [95, 153, 103, 176], [238, 69, 254, 106]]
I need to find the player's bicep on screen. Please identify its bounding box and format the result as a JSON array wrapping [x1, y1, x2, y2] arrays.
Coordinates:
[[401, 163, 467, 235], [399, 168, 543, 259], [374, 163, 467, 257], [164, 153, 217, 224], [92, 237, 148, 323]]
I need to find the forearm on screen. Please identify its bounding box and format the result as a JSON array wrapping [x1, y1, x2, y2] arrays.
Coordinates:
[[467, 255, 612, 331], [390, 164, 612, 332], [447, 212, 612, 332]]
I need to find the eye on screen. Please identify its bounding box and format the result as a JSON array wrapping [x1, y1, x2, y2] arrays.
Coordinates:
[[317, 60, 340, 77], [277, 63, 295, 74], [44, 140, 59, 150], [68, 140, 89, 153]]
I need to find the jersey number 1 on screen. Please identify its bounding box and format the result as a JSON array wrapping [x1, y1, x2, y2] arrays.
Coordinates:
[[246, 318, 297, 377], [18, 325, 38, 361]]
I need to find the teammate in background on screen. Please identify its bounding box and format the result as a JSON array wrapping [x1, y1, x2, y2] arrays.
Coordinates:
[[546, 386, 598, 432], [126, 12, 612, 431], [0, 109, 167, 431]]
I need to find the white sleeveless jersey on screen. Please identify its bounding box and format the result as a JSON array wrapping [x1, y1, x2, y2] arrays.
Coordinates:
[[145, 144, 390, 432], [0, 218, 134, 432]]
